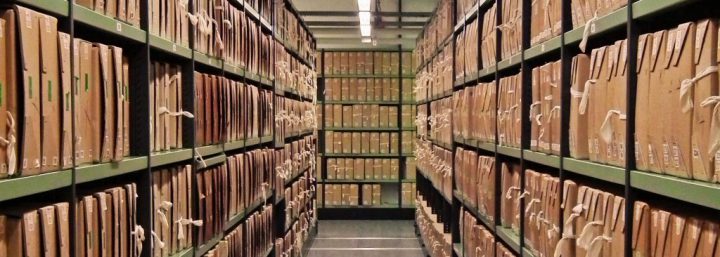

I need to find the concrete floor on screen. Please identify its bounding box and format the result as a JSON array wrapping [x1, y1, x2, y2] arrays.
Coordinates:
[[307, 220, 426, 257]]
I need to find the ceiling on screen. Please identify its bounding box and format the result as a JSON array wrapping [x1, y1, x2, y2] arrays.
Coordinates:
[[291, 0, 438, 50]]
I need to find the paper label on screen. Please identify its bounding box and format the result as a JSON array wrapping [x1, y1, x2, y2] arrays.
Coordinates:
[[649, 145, 656, 165], [663, 143, 671, 164], [619, 143, 625, 161], [672, 143, 681, 168]]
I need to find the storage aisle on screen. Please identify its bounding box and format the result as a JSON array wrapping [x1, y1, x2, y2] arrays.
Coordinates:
[[307, 220, 425, 257]]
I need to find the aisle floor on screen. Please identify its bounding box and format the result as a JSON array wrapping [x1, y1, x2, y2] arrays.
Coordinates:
[[308, 220, 425, 257]]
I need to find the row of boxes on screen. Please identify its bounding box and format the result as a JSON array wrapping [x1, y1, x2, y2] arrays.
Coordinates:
[[283, 172, 312, 227], [149, 0, 189, 47], [275, 45, 316, 99], [401, 182, 417, 207], [416, 42, 454, 102], [531, 61, 562, 155], [416, 196, 452, 257], [523, 169, 561, 257], [500, 161, 521, 235], [0, 183, 138, 257], [324, 131, 409, 154], [480, 3, 497, 70], [455, 148, 495, 222], [77, 0, 141, 27], [326, 158, 400, 181], [194, 72, 273, 146], [497, 72, 523, 148], [455, 18, 479, 80], [430, 97, 453, 146], [323, 52, 412, 76], [571, 0, 626, 30], [416, 141, 453, 199], [324, 78, 414, 102], [0, 6, 131, 178], [413, 0, 453, 71], [324, 104, 403, 128], [152, 165, 195, 257], [202, 204, 274, 257], [276, 203, 316, 257], [500, 0, 522, 60], [456, 0, 476, 24], [274, 1, 315, 65], [275, 97, 313, 140], [530, 0, 562, 46], [460, 210, 518, 257], [453, 82, 496, 143], [151, 62, 186, 153], [320, 184, 384, 206]]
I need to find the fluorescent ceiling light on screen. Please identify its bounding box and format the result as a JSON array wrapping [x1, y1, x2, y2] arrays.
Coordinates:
[[358, 11, 371, 25], [360, 24, 372, 37], [358, 0, 371, 11]]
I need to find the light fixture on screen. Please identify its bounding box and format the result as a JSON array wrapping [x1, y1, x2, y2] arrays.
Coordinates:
[[358, 11, 371, 25], [357, 0, 371, 11], [360, 24, 372, 37]]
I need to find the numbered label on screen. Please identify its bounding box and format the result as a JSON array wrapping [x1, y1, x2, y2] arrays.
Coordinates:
[[116, 22, 122, 32]]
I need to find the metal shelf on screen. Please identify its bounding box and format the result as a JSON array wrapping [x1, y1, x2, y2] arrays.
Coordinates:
[[196, 144, 224, 158], [631, 170, 720, 211], [195, 235, 223, 257], [279, 38, 314, 69], [284, 165, 311, 187], [199, 154, 227, 169], [223, 63, 247, 78], [632, 0, 697, 20], [497, 53, 522, 73], [0, 169, 73, 202], [224, 136, 274, 152], [453, 190, 495, 232], [194, 51, 223, 70], [18, 0, 69, 17], [496, 145, 521, 158], [149, 35, 192, 60], [415, 33, 454, 73], [73, 4, 146, 43], [562, 158, 625, 185], [320, 74, 414, 79], [431, 139, 453, 151], [523, 150, 560, 168], [495, 226, 521, 254], [169, 248, 194, 257], [150, 149, 193, 168], [454, 137, 495, 153], [75, 157, 149, 184], [564, 7, 628, 46], [224, 193, 273, 233], [417, 169, 452, 204], [525, 35, 562, 61], [320, 179, 403, 184]]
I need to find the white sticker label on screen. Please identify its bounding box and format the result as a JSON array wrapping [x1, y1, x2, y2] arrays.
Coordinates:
[[590, 23, 597, 34], [663, 143, 670, 164], [672, 144, 681, 168], [541, 44, 546, 52], [116, 22, 122, 32], [172, 44, 177, 52], [649, 145, 656, 165]]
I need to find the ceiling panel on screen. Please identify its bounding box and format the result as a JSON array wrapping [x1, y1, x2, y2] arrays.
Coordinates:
[[291, 0, 437, 50]]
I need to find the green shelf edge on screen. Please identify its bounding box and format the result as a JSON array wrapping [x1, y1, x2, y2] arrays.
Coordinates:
[[224, 63, 247, 78], [284, 165, 312, 187], [631, 170, 720, 211], [495, 226, 521, 253], [194, 51, 223, 70], [150, 149, 193, 168], [320, 179, 403, 184], [73, 4, 146, 43], [224, 193, 273, 233], [169, 247, 194, 257], [497, 145, 521, 158], [418, 170, 452, 204], [197, 144, 224, 158], [149, 35, 192, 59], [195, 235, 223, 257], [0, 169, 73, 202], [523, 150, 560, 168], [200, 154, 227, 168], [525, 36, 562, 60], [75, 157, 148, 184], [632, 0, 696, 20], [562, 157, 625, 185], [18, 0, 69, 16], [454, 243, 464, 257], [454, 190, 495, 232], [564, 7, 628, 46], [497, 53, 522, 72], [224, 139, 249, 152]]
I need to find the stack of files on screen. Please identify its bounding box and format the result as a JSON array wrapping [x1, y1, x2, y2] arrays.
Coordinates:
[[323, 132, 398, 154], [75, 183, 140, 257], [455, 30, 466, 80], [401, 79, 415, 102], [259, 0, 271, 22], [401, 52, 413, 76], [405, 158, 417, 180], [455, 147, 495, 221], [227, 148, 275, 217], [75, 0, 141, 27], [635, 20, 719, 181], [415, 69, 429, 102], [430, 97, 453, 146], [324, 78, 400, 102], [496, 243, 517, 257], [416, 196, 452, 257], [428, 44, 454, 98], [453, 82, 496, 143], [274, 136, 316, 194], [455, 19, 479, 80], [499, 0, 522, 60], [326, 158, 399, 180], [276, 47, 316, 98], [456, 0, 476, 24], [414, 0, 452, 66], [460, 209, 496, 257], [284, 174, 311, 225], [500, 162, 521, 234], [497, 73, 522, 148], [530, 0, 561, 45], [523, 169, 561, 257], [416, 142, 453, 199], [323, 184, 359, 206], [323, 104, 398, 128], [401, 182, 417, 206], [257, 33, 273, 79], [1, 202, 72, 257], [569, 39, 628, 167], [202, 204, 274, 257], [274, 0, 289, 44], [530, 61, 562, 155], [220, 1, 249, 70], [480, 3, 497, 69], [417, 105, 429, 137], [275, 98, 313, 139], [220, 81, 249, 144], [401, 131, 417, 154], [152, 165, 195, 256], [149, 0, 190, 46], [192, 0, 223, 58], [570, 0, 626, 30], [276, 211, 313, 257], [401, 106, 418, 128], [151, 61, 187, 153], [195, 163, 229, 245], [324, 51, 402, 76]]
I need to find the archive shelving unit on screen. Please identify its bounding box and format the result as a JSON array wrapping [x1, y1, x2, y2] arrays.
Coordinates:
[[316, 47, 418, 219], [0, 0, 319, 257], [414, 0, 720, 257]]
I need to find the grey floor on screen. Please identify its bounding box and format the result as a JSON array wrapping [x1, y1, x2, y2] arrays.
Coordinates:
[[307, 220, 426, 257]]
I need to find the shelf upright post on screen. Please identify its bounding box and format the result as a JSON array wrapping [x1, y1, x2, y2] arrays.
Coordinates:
[[558, 0, 573, 240], [624, 0, 638, 256], [320, 49, 326, 209], [67, 1, 78, 256]]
